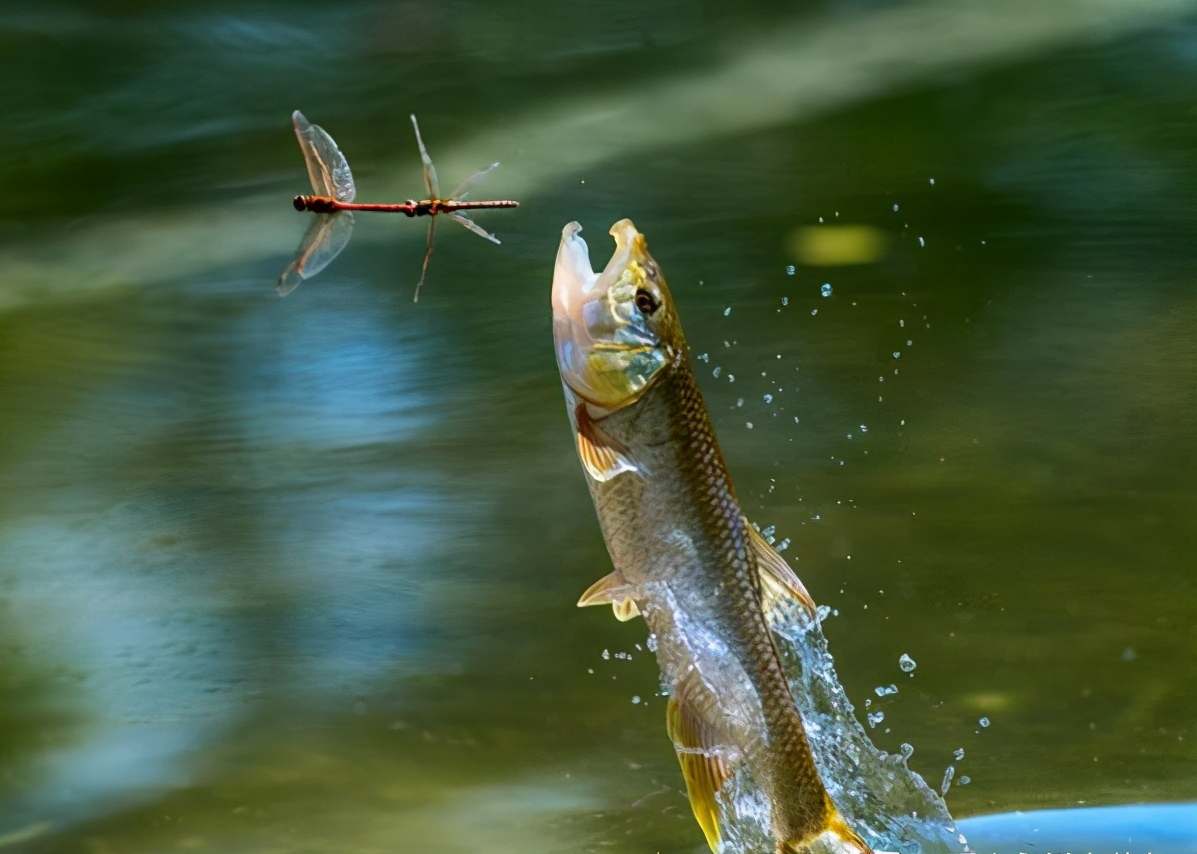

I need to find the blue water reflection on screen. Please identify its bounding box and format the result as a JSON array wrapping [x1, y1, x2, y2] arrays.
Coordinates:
[[1, 1, 1195, 851]]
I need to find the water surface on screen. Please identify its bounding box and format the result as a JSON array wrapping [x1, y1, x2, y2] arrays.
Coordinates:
[[1, 2, 1195, 852]]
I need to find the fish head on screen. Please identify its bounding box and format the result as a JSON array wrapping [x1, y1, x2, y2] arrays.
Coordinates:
[[552, 219, 680, 411]]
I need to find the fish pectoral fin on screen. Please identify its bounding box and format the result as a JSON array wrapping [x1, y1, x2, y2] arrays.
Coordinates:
[[748, 522, 816, 618], [575, 404, 638, 482], [666, 671, 738, 853], [576, 571, 641, 622]]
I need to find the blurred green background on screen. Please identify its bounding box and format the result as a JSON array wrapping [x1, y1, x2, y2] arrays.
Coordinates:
[[1, 1, 1194, 852]]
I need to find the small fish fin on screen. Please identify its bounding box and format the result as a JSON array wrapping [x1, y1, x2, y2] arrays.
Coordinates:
[[782, 812, 874, 854], [576, 571, 640, 622], [747, 523, 816, 617], [665, 671, 737, 853], [575, 404, 637, 482]]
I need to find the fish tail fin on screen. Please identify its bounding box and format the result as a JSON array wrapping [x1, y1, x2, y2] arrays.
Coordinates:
[[781, 811, 874, 854]]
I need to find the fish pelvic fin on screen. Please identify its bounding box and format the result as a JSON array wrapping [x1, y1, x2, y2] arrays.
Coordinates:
[[574, 403, 638, 482], [665, 670, 738, 853], [780, 812, 874, 854], [576, 571, 640, 621], [748, 522, 816, 619]]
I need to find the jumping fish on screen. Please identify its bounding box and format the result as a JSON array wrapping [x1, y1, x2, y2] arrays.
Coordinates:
[[551, 219, 872, 854]]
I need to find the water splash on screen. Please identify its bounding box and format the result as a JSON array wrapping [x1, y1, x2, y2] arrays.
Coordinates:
[[940, 765, 955, 796], [763, 605, 969, 853], [637, 590, 966, 852]]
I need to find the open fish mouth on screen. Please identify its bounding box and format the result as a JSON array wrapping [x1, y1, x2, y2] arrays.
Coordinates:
[[551, 219, 649, 406]]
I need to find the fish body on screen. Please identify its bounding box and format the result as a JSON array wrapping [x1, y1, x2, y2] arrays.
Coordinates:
[[551, 220, 871, 854]]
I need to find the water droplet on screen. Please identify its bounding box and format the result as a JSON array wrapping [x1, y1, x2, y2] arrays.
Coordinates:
[[867, 711, 885, 728], [785, 265, 796, 276], [777, 538, 790, 552], [859, 424, 868, 433], [631, 695, 641, 704], [892, 203, 899, 212], [941, 765, 954, 795], [892, 351, 901, 359], [899, 319, 905, 328], [782, 296, 789, 306], [763, 394, 773, 404], [723, 306, 731, 316], [601, 649, 610, 660], [954, 748, 965, 761], [874, 684, 899, 697], [712, 367, 721, 378], [811, 309, 818, 316], [646, 634, 658, 652], [745, 422, 754, 429], [728, 374, 735, 383], [762, 525, 776, 538], [900, 743, 915, 760], [820, 283, 833, 298], [736, 398, 744, 408], [979, 716, 990, 728], [918, 236, 925, 247], [816, 604, 832, 622], [958, 776, 971, 786], [898, 653, 917, 673], [929, 177, 936, 185], [697, 352, 709, 362]]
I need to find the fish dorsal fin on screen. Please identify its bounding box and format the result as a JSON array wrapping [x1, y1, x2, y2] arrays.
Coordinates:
[[665, 670, 738, 853], [576, 570, 641, 622], [575, 404, 637, 482], [747, 523, 816, 618]]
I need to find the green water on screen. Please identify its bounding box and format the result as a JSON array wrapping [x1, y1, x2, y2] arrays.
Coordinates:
[[1, 2, 1195, 852]]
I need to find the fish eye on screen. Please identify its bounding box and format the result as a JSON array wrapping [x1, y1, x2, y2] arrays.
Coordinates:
[[634, 289, 660, 315]]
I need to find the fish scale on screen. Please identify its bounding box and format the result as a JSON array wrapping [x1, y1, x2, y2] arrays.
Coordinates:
[[552, 219, 871, 854], [668, 358, 836, 845]]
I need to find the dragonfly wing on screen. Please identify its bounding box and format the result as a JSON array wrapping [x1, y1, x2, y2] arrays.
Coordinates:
[[277, 211, 355, 296], [449, 162, 499, 201], [447, 211, 500, 245], [413, 216, 437, 303], [292, 110, 356, 202], [409, 114, 440, 199]]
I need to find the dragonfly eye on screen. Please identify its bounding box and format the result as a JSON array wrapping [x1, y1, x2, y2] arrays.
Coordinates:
[[634, 289, 660, 315], [292, 195, 306, 211]]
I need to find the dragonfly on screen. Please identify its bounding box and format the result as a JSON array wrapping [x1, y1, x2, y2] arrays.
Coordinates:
[[279, 110, 519, 300]]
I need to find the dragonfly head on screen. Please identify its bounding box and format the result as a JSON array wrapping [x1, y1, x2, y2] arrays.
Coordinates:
[[552, 219, 681, 412], [292, 195, 307, 212]]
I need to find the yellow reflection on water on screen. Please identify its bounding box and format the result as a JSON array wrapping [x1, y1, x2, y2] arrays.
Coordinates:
[[788, 225, 887, 266]]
